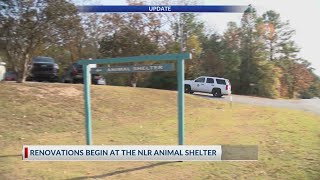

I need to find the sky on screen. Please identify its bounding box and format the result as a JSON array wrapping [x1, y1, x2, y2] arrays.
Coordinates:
[[77, 0, 320, 76]]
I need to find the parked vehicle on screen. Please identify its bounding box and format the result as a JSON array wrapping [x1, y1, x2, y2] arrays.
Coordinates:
[[0, 62, 6, 81], [184, 76, 232, 97], [27, 56, 59, 82], [60, 63, 104, 85], [96, 77, 106, 85], [4, 71, 17, 81]]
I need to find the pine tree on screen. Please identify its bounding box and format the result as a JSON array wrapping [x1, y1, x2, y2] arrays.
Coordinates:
[[239, 5, 261, 94], [260, 10, 297, 61], [220, 22, 241, 92], [238, 6, 281, 97]]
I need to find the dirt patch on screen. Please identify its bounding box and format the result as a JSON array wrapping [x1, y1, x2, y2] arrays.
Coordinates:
[[54, 87, 82, 97], [14, 84, 82, 98]]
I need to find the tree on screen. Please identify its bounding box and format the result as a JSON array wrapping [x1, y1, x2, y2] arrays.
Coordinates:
[[220, 22, 241, 92], [258, 10, 314, 98], [299, 73, 320, 99], [260, 10, 297, 61], [78, 13, 120, 60], [99, 12, 161, 86], [200, 34, 224, 77], [238, 5, 263, 94], [252, 61, 281, 98], [277, 59, 314, 98], [236, 5, 283, 98], [0, 0, 82, 82]]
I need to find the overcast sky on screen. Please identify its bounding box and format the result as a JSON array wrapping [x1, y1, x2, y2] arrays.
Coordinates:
[[78, 0, 320, 75]]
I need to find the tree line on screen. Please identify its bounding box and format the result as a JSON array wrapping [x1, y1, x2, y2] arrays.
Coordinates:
[[0, 1, 319, 98]]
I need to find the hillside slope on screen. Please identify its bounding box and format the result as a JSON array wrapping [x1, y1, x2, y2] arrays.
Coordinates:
[[0, 82, 319, 179]]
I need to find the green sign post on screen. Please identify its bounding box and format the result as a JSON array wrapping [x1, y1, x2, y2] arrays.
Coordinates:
[[78, 53, 192, 145]]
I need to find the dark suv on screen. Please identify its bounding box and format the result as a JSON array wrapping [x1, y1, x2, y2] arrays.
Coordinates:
[[60, 63, 102, 84], [28, 57, 59, 82]]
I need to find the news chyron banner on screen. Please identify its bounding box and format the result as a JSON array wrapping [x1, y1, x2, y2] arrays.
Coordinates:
[[22, 145, 258, 161]]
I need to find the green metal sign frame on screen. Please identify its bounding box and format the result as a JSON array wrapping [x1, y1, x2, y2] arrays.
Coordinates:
[[91, 63, 175, 74], [78, 53, 192, 145]]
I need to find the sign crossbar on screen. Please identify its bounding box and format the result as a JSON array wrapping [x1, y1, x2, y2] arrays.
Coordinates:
[[91, 64, 174, 74], [78, 53, 191, 65]]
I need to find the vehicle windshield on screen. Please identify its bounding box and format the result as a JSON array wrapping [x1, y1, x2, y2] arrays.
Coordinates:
[[32, 57, 54, 63]]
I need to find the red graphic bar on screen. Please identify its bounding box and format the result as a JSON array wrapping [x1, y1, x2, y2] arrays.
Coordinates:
[[24, 147, 28, 158]]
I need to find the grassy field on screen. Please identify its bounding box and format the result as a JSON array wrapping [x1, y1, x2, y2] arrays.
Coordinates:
[[0, 82, 319, 180]]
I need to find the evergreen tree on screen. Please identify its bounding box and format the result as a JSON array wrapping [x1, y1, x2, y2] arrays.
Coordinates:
[[239, 5, 261, 94], [220, 22, 241, 92]]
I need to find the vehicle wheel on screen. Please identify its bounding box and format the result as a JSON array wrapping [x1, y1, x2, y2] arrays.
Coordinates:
[[212, 89, 222, 97], [185, 85, 192, 93]]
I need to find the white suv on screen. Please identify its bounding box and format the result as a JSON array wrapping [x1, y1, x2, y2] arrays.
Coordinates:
[[184, 76, 232, 97]]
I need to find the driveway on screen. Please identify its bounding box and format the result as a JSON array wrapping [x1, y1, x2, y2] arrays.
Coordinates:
[[193, 93, 320, 115]]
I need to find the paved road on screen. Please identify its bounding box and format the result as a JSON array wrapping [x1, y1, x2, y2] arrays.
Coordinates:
[[193, 93, 320, 115]]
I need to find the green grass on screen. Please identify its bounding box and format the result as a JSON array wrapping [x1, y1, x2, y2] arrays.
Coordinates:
[[0, 82, 319, 180]]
